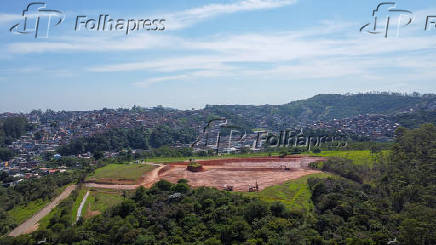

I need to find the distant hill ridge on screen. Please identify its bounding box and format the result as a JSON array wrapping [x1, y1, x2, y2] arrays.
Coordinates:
[[204, 93, 436, 127]]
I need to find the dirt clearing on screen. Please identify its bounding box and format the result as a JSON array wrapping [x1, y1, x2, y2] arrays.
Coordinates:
[[159, 156, 325, 191]]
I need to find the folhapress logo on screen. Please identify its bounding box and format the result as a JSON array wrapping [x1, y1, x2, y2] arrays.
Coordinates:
[[360, 2, 414, 38], [10, 2, 166, 38], [10, 2, 64, 39]]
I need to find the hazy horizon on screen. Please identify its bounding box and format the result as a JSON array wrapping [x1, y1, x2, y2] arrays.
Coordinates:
[[0, 91, 432, 114]]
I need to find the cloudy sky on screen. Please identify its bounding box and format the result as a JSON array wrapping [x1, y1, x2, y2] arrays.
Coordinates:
[[0, 0, 435, 112]]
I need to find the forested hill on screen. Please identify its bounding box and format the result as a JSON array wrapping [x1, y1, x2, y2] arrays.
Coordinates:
[[287, 93, 436, 120], [204, 93, 436, 126]]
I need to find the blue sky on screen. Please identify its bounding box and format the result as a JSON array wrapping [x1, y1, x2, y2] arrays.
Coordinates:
[[0, 0, 435, 112]]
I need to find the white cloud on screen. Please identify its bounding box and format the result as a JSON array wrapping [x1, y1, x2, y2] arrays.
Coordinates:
[[7, 34, 179, 54], [3, 3, 436, 92], [0, 13, 21, 24], [165, 0, 297, 30], [87, 28, 436, 75], [6, 0, 297, 54]]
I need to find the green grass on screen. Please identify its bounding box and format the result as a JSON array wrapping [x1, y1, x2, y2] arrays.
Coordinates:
[[38, 207, 54, 230], [7, 199, 49, 225], [146, 152, 279, 163], [244, 173, 333, 214], [83, 190, 125, 218], [145, 150, 390, 165], [7, 185, 69, 226], [38, 186, 85, 230], [86, 163, 155, 181], [307, 150, 389, 166], [71, 188, 88, 224]]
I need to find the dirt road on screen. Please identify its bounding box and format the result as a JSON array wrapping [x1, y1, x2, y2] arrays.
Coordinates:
[[141, 164, 165, 187], [8, 185, 77, 237]]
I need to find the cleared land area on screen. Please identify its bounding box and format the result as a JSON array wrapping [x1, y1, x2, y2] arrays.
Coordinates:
[[86, 163, 155, 184], [159, 156, 326, 191]]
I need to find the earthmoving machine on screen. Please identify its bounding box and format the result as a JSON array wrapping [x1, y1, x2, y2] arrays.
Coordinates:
[[248, 181, 259, 192]]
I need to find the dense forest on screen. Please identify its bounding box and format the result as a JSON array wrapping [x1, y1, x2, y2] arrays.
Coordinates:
[[1, 124, 434, 244], [205, 93, 436, 129], [57, 125, 197, 157]]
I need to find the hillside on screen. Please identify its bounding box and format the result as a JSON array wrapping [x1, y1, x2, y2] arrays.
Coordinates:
[[204, 93, 436, 129]]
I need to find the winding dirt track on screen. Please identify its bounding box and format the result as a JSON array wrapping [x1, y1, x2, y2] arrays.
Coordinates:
[[8, 185, 77, 237], [141, 165, 166, 187]]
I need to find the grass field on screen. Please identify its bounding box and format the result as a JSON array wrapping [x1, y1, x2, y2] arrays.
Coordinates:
[[307, 150, 389, 166], [86, 163, 155, 181], [244, 173, 333, 214], [146, 152, 279, 163], [83, 189, 125, 218]]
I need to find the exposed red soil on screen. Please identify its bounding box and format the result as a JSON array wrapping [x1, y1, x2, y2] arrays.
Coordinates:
[[86, 156, 326, 192], [159, 156, 326, 191]]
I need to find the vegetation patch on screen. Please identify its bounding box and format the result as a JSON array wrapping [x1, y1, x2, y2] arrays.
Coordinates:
[[186, 162, 203, 172], [243, 173, 333, 214], [6, 184, 69, 227], [86, 163, 155, 183], [7, 199, 49, 226], [38, 188, 79, 231], [83, 189, 125, 219], [307, 150, 389, 166], [71, 187, 88, 224]]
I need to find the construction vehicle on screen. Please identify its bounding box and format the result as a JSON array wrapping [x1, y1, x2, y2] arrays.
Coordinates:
[[248, 181, 259, 192]]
